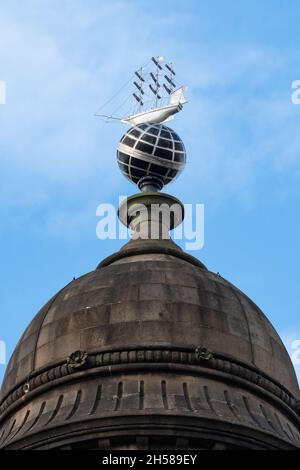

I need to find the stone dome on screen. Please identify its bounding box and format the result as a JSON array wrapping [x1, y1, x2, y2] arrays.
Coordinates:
[[0, 237, 299, 450]]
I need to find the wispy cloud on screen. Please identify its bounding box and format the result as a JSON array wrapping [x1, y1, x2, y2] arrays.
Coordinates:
[[0, 1, 300, 223], [177, 46, 300, 202]]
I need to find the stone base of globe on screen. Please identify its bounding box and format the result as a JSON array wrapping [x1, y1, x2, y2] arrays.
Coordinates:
[[138, 175, 164, 192], [118, 191, 185, 242]]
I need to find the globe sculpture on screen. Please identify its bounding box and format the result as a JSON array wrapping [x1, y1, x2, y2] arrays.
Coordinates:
[[117, 123, 186, 191]]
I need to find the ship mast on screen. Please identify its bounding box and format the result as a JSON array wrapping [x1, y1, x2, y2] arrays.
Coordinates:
[[164, 62, 176, 96], [149, 56, 163, 108], [133, 68, 145, 113]]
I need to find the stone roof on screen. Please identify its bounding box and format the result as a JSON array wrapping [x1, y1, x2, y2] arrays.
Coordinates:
[[0, 243, 299, 449]]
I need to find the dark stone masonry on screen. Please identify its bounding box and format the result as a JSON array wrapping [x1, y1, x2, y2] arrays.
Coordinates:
[[0, 230, 299, 449]]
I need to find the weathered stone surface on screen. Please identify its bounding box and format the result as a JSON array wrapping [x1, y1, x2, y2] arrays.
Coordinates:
[[0, 249, 299, 450]]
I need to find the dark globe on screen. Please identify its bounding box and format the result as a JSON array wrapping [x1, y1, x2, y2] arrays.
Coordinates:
[[117, 123, 186, 190]]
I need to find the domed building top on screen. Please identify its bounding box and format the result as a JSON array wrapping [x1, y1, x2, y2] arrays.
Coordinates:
[[1, 241, 299, 402]]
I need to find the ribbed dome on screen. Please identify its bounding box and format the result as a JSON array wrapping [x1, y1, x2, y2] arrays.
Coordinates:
[[1, 253, 299, 399], [0, 243, 299, 450]]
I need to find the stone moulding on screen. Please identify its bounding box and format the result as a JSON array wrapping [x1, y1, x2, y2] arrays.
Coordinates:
[[0, 345, 299, 423]]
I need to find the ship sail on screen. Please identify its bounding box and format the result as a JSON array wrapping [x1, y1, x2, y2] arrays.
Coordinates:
[[169, 86, 187, 106]]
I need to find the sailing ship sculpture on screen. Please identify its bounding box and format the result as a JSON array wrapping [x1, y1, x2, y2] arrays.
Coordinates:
[[95, 56, 188, 125]]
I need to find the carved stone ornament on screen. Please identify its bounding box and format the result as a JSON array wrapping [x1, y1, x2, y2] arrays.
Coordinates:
[[67, 350, 88, 369], [195, 346, 213, 362]]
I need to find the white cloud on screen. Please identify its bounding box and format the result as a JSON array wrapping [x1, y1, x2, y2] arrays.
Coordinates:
[[0, 2, 169, 201], [175, 46, 300, 202]]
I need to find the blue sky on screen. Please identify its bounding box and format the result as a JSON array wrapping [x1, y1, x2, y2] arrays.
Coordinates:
[[0, 0, 299, 384]]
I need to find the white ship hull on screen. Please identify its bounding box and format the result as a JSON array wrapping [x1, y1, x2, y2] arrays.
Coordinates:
[[121, 86, 187, 126], [121, 103, 181, 126]]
